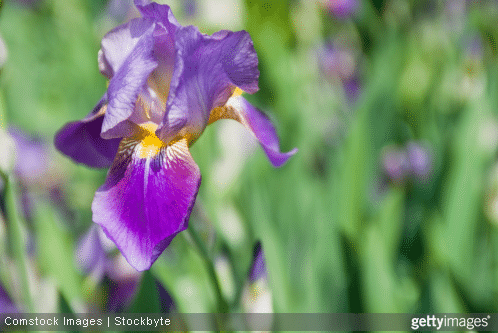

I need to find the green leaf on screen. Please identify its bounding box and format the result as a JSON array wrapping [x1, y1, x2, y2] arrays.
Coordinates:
[[441, 99, 493, 284], [151, 236, 214, 313], [128, 270, 160, 313], [359, 225, 398, 313], [33, 199, 83, 312], [337, 107, 370, 240], [376, 187, 405, 264]]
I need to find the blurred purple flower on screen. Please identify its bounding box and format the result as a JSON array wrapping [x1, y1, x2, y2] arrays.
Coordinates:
[[243, 242, 273, 329], [76, 224, 110, 282], [382, 145, 410, 184], [11, 0, 40, 9], [55, 0, 296, 271], [8, 128, 49, 186], [465, 35, 483, 58], [343, 76, 361, 103], [6, 128, 70, 229], [406, 141, 432, 182], [382, 142, 433, 185], [445, 0, 466, 34], [105, 0, 135, 23], [318, 43, 360, 103], [76, 224, 174, 312], [318, 44, 355, 81], [105, 255, 142, 312], [249, 242, 267, 282], [0, 284, 18, 313], [76, 224, 140, 312], [183, 0, 198, 18], [325, 0, 358, 18], [106, 278, 140, 312]]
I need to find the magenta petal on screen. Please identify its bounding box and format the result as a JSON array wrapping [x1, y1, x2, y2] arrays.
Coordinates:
[[54, 97, 121, 168], [224, 96, 297, 167], [92, 138, 201, 271]]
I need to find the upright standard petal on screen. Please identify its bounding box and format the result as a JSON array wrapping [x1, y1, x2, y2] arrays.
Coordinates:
[[92, 130, 201, 271], [136, 2, 179, 103], [135, 1, 179, 29], [158, 27, 259, 143], [100, 19, 158, 139], [209, 93, 298, 167], [54, 96, 121, 168], [99, 18, 154, 78]]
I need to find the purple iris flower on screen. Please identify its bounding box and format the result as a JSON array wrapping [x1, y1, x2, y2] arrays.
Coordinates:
[[55, 0, 296, 271], [242, 242, 273, 324], [249, 242, 267, 283]]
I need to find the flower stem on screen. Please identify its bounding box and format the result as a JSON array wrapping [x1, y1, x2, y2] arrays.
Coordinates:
[[186, 225, 229, 313], [1, 173, 34, 312]]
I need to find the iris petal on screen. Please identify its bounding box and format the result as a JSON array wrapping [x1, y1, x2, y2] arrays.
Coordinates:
[[100, 18, 155, 78], [100, 19, 158, 139], [54, 96, 121, 168], [135, 1, 179, 29], [209, 95, 298, 167], [158, 27, 259, 143], [137, 2, 179, 103], [92, 136, 201, 271]]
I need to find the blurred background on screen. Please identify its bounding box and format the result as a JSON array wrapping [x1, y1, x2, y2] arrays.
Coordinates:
[[1, 0, 498, 327]]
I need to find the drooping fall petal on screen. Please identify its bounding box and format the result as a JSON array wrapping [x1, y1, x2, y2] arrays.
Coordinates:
[[92, 134, 201, 271], [54, 96, 121, 168], [210, 94, 297, 167]]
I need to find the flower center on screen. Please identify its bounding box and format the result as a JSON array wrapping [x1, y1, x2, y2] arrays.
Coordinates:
[[232, 87, 244, 98], [135, 123, 165, 159]]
